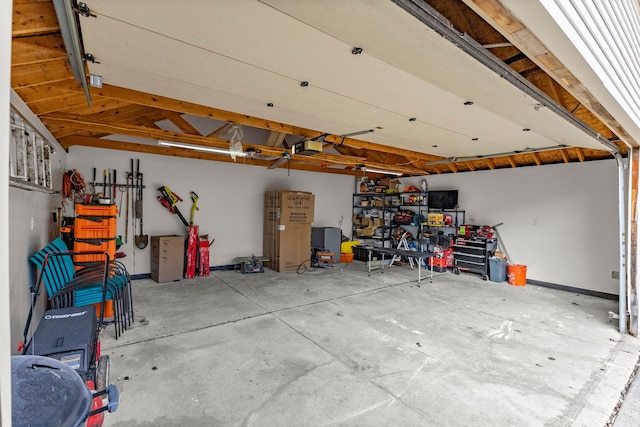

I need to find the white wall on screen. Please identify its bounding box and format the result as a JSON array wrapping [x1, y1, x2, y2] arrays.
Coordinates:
[[8, 93, 69, 354], [402, 159, 620, 294], [67, 147, 355, 275]]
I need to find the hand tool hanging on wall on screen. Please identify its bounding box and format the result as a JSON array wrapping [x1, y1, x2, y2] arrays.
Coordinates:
[[112, 169, 117, 201], [130, 159, 136, 241], [124, 170, 130, 243], [135, 160, 148, 249], [90, 168, 96, 198], [189, 191, 199, 225], [157, 186, 189, 227]]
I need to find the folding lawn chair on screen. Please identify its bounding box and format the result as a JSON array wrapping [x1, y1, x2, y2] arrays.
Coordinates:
[[29, 238, 134, 339]]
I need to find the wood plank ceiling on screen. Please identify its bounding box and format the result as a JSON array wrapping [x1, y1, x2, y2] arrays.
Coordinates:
[[11, 0, 623, 177]]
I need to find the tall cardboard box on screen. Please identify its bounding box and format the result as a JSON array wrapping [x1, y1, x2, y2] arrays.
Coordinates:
[[264, 191, 314, 272], [150, 235, 185, 282]]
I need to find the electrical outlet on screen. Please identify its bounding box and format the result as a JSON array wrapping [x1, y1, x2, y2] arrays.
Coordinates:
[[612, 271, 619, 279]]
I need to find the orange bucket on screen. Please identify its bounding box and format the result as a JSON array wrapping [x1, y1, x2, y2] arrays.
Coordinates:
[[507, 264, 527, 286], [340, 253, 354, 263]]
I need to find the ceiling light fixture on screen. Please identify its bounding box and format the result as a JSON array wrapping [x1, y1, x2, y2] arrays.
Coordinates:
[[362, 167, 403, 176], [158, 140, 248, 157]]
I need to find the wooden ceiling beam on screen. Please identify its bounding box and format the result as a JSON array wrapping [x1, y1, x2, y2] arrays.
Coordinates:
[[532, 152, 542, 166], [465, 161, 477, 171], [469, 0, 637, 147], [206, 122, 235, 138], [59, 135, 358, 176], [15, 79, 81, 103], [11, 61, 73, 89], [545, 76, 562, 105], [448, 163, 459, 173], [161, 111, 201, 135], [266, 131, 287, 148], [91, 84, 444, 163], [506, 155, 517, 168], [135, 115, 161, 129], [575, 147, 585, 162], [12, 37, 67, 67], [560, 148, 570, 163], [57, 98, 133, 116], [86, 105, 158, 123], [485, 158, 496, 170], [27, 93, 90, 116], [12, 1, 59, 37], [43, 113, 428, 175]]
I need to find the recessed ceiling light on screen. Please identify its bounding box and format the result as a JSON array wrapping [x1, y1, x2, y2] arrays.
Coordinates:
[[267, 103, 274, 107], [464, 101, 474, 106], [300, 81, 309, 87]]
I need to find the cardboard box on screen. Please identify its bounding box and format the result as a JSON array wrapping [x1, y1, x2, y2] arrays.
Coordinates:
[[264, 191, 314, 272], [264, 191, 315, 224], [263, 223, 311, 272], [150, 235, 185, 282], [377, 178, 401, 190]]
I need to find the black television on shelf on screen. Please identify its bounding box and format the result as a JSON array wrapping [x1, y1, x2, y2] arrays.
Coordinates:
[[428, 190, 458, 209]]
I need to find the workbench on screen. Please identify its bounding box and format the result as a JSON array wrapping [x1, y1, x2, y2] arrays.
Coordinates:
[[363, 246, 435, 284]]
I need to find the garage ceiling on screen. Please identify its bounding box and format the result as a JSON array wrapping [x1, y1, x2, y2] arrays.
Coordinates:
[[11, 0, 625, 176]]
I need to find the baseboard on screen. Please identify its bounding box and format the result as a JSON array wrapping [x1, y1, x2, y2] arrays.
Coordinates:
[[131, 264, 236, 281], [527, 279, 618, 301], [211, 264, 235, 271]]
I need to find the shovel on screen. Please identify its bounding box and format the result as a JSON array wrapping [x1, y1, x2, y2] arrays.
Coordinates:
[[135, 163, 149, 249]]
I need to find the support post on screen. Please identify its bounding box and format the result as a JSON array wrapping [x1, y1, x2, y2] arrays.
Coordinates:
[[628, 148, 638, 335]]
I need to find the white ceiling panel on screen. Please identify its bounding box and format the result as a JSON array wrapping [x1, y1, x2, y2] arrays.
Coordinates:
[[79, 0, 607, 159]]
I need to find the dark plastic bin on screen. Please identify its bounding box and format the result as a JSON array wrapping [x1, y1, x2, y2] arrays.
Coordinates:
[[489, 257, 507, 282], [353, 245, 369, 262]]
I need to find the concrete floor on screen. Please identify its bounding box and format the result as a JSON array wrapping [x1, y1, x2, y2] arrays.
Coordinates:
[[100, 262, 640, 426]]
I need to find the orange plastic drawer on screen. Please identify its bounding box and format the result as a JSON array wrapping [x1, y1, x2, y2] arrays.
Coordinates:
[[73, 239, 116, 263], [75, 216, 117, 240], [75, 203, 118, 217]]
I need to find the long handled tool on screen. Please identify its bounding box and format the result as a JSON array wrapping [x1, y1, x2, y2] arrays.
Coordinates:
[[135, 160, 148, 249], [157, 186, 189, 227], [124, 171, 130, 243], [190, 191, 199, 225]]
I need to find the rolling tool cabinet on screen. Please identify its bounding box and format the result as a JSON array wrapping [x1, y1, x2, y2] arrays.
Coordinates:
[[452, 237, 496, 280]]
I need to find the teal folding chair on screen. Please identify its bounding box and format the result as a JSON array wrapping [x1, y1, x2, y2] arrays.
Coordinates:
[[29, 238, 133, 339]]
